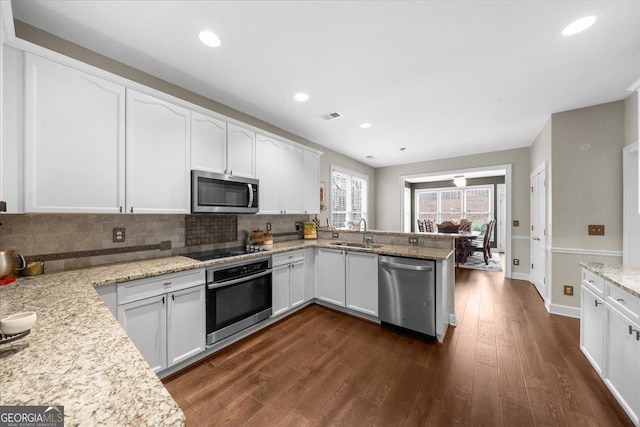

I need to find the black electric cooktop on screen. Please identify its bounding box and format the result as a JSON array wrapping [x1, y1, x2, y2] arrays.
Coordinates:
[[183, 246, 269, 261]]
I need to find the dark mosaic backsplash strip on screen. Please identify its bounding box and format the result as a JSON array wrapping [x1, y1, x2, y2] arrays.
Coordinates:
[[185, 215, 238, 246], [24, 241, 172, 263]]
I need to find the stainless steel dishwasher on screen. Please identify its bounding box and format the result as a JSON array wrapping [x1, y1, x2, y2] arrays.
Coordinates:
[[378, 255, 436, 336]]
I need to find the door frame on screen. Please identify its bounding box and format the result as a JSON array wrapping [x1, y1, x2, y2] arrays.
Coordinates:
[[400, 163, 512, 279]]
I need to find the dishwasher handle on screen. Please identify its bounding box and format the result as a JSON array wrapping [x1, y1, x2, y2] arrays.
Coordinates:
[[380, 260, 433, 272]]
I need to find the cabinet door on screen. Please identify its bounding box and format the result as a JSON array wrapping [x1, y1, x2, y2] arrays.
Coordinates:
[[346, 252, 379, 316], [227, 123, 255, 178], [167, 285, 206, 367], [126, 89, 190, 214], [191, 110, 226, 173], [316, 248, 346, 307], [290, 260, 306, 309], [255, 134, 281, 214], [580, 285, 605, 375], [272, 264, 290, 316], [24, 53, 125, 213], [280, 142, 303, 213], [118, 295, 167, 373], [302, 150, 321, 214], [605, 306, 640, 425]]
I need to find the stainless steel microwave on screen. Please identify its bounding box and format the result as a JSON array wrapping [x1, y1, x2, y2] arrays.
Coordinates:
[[191, 170, 259, 214]]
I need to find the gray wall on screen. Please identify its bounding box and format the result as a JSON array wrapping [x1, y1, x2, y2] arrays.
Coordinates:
[[624, 90, 638, 147], [13, 20, 377, 228]]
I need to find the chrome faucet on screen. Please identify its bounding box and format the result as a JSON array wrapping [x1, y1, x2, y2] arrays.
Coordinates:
[[359, 218, 373, 245]]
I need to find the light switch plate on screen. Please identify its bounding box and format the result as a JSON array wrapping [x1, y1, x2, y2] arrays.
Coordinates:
[[588, 225, 605, 235]]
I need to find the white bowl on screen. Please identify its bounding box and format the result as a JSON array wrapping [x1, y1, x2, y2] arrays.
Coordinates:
[[0, 311, 37, 335]]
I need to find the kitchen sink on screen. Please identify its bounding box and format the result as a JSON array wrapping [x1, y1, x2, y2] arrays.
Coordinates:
[[329, 242, 383, 249]]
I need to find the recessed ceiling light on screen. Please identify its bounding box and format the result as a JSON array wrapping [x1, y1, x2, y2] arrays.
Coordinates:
[[562, 16, 596, 36], [399, 147, 407, 151], [360, 122, 372, 129], [366, 155, 376, 159], [199, 30, 221, 47], [294, 93, 309, 102]]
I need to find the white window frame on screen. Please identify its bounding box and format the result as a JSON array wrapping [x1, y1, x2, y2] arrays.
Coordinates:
[[415, 184, 494, 228], [330, 165, 369, 229]]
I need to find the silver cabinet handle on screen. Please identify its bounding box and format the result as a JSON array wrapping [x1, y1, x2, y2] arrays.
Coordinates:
[[163, 282, 172, 287], [588, 280, 594, 284], [380, 260, 433, 272], [247, 184, 254, 208], [616, 298, 625, 303], [595, 300, 602, 307]]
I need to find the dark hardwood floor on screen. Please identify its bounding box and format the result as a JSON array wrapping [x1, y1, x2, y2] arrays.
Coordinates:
[[163, 267, 633, 426]]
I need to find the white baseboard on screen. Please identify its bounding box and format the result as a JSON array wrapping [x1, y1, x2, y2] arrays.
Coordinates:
[[546, 303, 581, 319], [449, 313, 458, 326], [511, 272, 530, 281]]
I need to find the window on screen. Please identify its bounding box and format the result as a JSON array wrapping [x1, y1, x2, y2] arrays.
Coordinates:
[[415, 185, 493, 232], [331, 166, 368, 228]]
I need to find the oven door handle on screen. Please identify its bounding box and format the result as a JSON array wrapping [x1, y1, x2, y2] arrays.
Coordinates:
[[248, 184, 254, 208], [208, 269, 272, 289]]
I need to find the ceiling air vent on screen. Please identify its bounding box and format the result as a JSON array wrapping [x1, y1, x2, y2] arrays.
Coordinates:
[[320, 111, 343, 121]]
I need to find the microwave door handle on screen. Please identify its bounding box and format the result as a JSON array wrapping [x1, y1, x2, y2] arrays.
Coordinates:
[[248, 184, 254, 208]]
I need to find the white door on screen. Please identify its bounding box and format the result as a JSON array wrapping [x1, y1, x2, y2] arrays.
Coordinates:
[[24, 53, 126, 213], [530, 166, 547, 300], [404, 187, 411, 233], [346, 252, 379, 316], [167, 285, 206, 367], [315, 248, 346, 306], [272, 264, 290, 316], [255, 134, 281, 214], [302, 150, 321, 214], [126, 89, 190, 214], [191, 110, 226, 174], [118, 295, 167, 373], [289, 260, 306, 309], [226, 123, 255, 178]]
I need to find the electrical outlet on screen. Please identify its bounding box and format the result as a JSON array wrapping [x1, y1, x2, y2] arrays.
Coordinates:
[[513, 258, 520, 266], [332, 232, 339, 238], [513, 220, 519, 227], [408, 237, 418, 245], [266, 222, 272, 232], [564, 285, 574, 296], [113, 228, 125, 243], [295, 222, 302, 231], [588, 225, 605, 235]]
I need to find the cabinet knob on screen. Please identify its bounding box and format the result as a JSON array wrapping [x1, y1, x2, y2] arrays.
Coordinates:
[[595, 300, 602, 307], [164, 282, 172, 287], [162, 296, 165, 304], [130, 206, 134, 214], [172, 294, 175, 301], [119, 206, 123, 213], [229, 170, 233, 175], [616, 298, 625, 304]]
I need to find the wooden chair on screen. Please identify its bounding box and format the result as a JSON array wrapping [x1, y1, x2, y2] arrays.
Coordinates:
[[458, 219, 472, 233], [424, 219, 434, 233], [467, 219, 496, 265], [417, 220, 425, 232]]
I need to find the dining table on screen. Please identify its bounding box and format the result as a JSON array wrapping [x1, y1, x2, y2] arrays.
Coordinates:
[[455, 230, 481, 266]]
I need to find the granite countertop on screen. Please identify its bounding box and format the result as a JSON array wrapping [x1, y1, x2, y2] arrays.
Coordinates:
[[580, 262, 640, 298], [0, 239, 452, 426]]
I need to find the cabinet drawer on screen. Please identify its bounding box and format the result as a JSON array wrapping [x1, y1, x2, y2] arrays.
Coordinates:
[[606, 281, 640, 321], [582, 269, 605, 296], [272, 250, 305, 267], [118, 268, 205, 305]]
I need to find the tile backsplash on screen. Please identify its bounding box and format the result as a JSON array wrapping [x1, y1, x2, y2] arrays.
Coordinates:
[[0, 213, 309, 273]]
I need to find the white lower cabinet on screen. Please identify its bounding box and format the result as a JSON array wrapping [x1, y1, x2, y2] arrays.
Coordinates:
[[117, 269, 205, 373], [580, 284, 605, 375], [315, 248, 346, 307], [346, 251, 378, 316], [580, 267, 640, 426], [604, 304, 640, 425], [272, 250, 306, 317]]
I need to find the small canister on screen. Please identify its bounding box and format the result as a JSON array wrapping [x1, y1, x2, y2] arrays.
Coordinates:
[[23, 261, 44, 276]]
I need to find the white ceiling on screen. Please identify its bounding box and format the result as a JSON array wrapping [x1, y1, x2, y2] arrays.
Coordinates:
[[10, 1, 640, 168]]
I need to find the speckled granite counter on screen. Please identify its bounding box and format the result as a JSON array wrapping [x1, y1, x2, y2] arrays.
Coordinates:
[[580, 262, 640, 298], [0, 239, 452, 426]]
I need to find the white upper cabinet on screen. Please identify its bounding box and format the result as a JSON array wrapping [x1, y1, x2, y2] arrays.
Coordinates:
[[302, 150, 321, 214], [24, 53, 126, 213], [255, 134, 281, 214], [190, 110, 226, 174], [280, 142, 303, 213], [226, 123, 255, 178], [126, 89, 190, 214]]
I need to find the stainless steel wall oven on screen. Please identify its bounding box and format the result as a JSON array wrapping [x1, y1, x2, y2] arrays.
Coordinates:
[[204, 256, 272, 345]]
